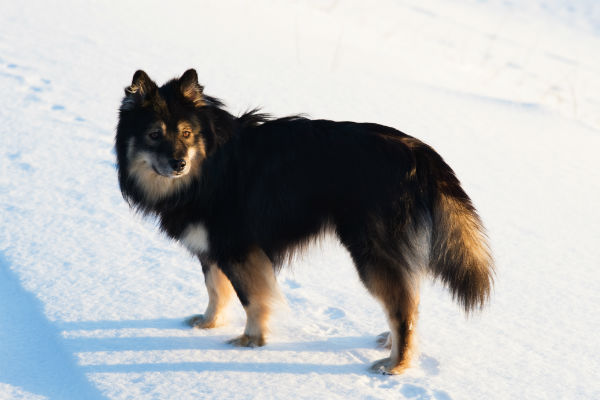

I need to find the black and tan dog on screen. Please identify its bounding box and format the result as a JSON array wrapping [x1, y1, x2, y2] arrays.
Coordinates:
[[115, 69, 493, 374]]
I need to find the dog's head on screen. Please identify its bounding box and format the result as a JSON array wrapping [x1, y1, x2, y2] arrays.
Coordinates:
[[116, 69, 211, 204]]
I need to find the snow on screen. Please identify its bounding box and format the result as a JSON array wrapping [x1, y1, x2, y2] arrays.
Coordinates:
[[1, 0, 599, 399]]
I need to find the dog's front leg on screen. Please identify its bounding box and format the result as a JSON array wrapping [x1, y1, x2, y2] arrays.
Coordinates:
[[186, 262, 234, 329], [222, 248, 281, 347]]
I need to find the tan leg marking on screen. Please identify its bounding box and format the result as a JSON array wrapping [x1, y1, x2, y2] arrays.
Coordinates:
[[227, 248, 281, 347], [365, 267, 420, 374], [187, 264, 234, 329]]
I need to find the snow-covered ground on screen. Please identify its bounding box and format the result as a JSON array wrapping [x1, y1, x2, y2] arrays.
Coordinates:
[[1, 0, 599, 399]]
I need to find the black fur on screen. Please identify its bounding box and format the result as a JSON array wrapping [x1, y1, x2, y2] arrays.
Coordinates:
[[115, 69, 493, 372]]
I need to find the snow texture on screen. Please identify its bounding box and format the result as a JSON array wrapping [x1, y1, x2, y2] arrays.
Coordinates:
[[1, 0, 599, 399]]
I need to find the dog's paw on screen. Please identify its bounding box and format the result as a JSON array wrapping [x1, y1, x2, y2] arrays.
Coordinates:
[[369, 357, 409, 375], [185, 314, 219, 329], [226, 334, 265, 348], [376, 331, 392, 349]]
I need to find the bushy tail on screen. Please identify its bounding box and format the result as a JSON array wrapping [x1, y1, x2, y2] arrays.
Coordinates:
[[429, 190, 494, 312]]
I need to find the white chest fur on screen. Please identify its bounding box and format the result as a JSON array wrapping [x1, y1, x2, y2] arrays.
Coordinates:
[[180, 223, 210, 254]]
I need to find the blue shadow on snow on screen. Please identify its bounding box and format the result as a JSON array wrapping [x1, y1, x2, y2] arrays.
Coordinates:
[[0, 253, 105, 400]]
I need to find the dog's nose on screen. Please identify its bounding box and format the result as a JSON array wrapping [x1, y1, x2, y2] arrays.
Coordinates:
[[170, 159, 186, 172]]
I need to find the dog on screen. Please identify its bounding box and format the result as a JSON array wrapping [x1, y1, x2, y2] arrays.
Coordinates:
[[115, 69, 493, 374]]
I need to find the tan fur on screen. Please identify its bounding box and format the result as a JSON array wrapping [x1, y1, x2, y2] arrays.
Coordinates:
[[181, 85, 205, 107], [364, 266, 420, 374], [187, 264, 234, 328], [227, 248, 282, 347], [178, 119, 207, 158], [127, 151, 193, 202], [198, 139, 206, 159], [177, 121, 193, 132], [439, 194, 490, 267], [120, 83, 159, 111], [433, 192, 494, 311], [189, 137, 206, 159], [126, 138, 197, 203]]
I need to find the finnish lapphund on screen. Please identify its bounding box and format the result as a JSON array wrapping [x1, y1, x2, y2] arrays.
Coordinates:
[[115, 69, 493, 374]]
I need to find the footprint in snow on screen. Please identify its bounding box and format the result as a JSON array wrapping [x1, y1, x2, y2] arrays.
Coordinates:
[[401, 384, 428, 399], [419, 353, 440, 376], [7, 152, 32, 172], [0, 68, 24, 83], [2, 61, 84, 123], [324, 307, 345, 319], [2, 62, 54, 104], [432, 389, 452, 400], [51, 104, 84, 123], [400, 384, 453, 400]]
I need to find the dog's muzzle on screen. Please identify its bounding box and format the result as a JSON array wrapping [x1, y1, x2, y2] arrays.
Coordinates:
[[170, 158, 187, 173]]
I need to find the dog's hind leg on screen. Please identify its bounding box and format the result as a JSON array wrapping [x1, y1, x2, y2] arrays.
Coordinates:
[[186, 262, 235, 329], [363, 263, 420, 374], [344, 241, 419, 374], [338, 214, 425, 374], [222, 248, 281, 347]]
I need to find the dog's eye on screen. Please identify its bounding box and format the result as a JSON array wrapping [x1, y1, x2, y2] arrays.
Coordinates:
[[182, 130, 191, 138], [149, 131, 161, 140]]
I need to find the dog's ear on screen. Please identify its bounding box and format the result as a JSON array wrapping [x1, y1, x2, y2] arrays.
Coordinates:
[[179, 69, 205, 107], [121, 70, 157, 110], [128, 70, 157, 96]]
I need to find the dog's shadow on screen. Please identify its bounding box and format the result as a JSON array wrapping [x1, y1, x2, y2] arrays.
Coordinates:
[[58, 318, 372, 375]]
